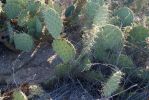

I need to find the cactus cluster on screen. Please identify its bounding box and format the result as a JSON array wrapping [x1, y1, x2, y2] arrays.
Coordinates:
[[1, 0, 149, 99], [1, 0, 63, 51]]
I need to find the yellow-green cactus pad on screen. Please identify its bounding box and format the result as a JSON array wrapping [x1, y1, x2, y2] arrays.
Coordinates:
[[14, 33, 34, 51], [13, 90, 28, 100], [52, 39, 76, 63], [103, 71, 123, 97], [42, 8, 63, 39]]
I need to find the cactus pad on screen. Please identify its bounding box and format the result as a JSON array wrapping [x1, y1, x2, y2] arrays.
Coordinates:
[[65, 5, 75, 17], [84, 1, 99, 20], [84, 0, 108, 26], [114, 7, 134, 27], [27, 0, 41, 15], [93, 5, 109, 26], [4, 3, 22, 19], [35, 16, 42, 38], [14, 33, 34, 51], [117, 54, 134, 68], [13, 90, 28, 100], [93, 24, 124, 61], [42, 8, 63, 39], [127, 26, 149, 47], [52, 39, 76, 63], [91, 0, 104, 6], [103, 71, 123, 97]]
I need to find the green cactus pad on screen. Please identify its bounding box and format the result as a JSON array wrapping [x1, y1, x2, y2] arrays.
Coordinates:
[[91, 0, 104, 6], [114, 7, 134, 27], [14, 33, 34, 51], [4, 3, 22, 19], [6, 0, 27, 5], [52, 39, 76, 63], [27, 0, 41, 15], [35, 16, 42, 38], [103, 71, 123, 97], [42, 8, 63, 39], [93, 5, 109, 26], [65, 5, 75, 17], [84, 1, 99, 20], [93, 24, 124, 61], [17, 10, 28, 26], [116, 54, 134, 70], [26, 16, 42, 38], [13, 90, 28, 100], [84, 1, 108, 26], [127, 26, 149, 47]]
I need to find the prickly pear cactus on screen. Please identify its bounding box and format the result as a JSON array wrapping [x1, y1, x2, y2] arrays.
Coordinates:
[[27, 16, 42, 38], [93, 24, 124, 61], [35, 16, 42, 38], [127, 26, 149, 47], [27, 0, 41, 15], [6, 0, 27, 5], [13, 90, 28, 100], [4, 0, 28, 19], [114, 7, 134, 27], [83, 0, 108, 27], [4, 3, 22, 19], [103, 71, 123, 97], [90, 0, 104, 6], [93, 5, 109, 26], [84, 1, 99, 23], [42, 8, 63, 39], [84, 1, 98, 18], [117, 54, 134, 68], [52, 39, 76, 63], [14, 33, 34, 52], [65, 5, 75, 17], [17, 9, 28, 26]]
